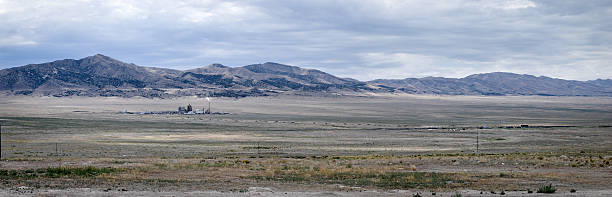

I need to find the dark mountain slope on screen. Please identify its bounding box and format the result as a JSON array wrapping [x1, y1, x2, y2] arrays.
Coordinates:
[[0, 54, 192, 93], [370, 72, 612, 96], [0, 55, 372, 97], [1, 54, 611, 97], [243, 62, 358, 85]]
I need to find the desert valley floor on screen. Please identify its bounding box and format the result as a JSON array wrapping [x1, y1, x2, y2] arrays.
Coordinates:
[[0, 94, 610, 196]]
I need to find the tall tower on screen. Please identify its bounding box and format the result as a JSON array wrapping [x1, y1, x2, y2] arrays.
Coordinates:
[[206, 97, 211, 114]]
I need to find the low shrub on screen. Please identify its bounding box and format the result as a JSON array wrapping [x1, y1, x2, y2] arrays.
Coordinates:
[[44, 166, 116, 178], [537, 184, 556, 193], [0, 166, 117, 179]]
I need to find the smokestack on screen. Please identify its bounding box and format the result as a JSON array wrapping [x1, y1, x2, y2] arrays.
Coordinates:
[[206, 97, 211, 114]]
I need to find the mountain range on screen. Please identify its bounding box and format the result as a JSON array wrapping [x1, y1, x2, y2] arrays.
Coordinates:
[[1, 54, 611, 97]]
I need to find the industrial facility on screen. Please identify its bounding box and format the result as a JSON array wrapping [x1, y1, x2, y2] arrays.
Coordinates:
[[178, 104, 211, 114], [121, 99, 226, 115]]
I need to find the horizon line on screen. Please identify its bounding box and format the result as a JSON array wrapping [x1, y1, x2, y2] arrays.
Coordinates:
[[2, 53, 610, 82]]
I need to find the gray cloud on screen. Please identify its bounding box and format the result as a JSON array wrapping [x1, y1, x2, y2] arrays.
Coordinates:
[[0, 0, 610, 81]]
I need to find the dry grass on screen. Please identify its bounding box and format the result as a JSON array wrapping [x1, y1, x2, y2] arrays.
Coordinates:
[[0, 95, 610, 193]]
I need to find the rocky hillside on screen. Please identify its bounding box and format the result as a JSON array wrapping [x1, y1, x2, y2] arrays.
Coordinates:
[[1, 54, 611, 97], [0, 54, 370, 97], [370, 72, 612, 96]]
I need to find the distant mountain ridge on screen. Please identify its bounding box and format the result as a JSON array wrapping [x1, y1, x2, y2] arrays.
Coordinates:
[[370, 72, 612, 96], [1, 54, 610, 97], [0, 54, 369, 97]]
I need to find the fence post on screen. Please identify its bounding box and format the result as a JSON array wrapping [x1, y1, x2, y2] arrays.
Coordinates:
[[0, 121, 2, 160], [476, 130, 480, 155]]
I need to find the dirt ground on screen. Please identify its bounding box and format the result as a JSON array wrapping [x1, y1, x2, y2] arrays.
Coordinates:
[[0, 94, 610, 196]]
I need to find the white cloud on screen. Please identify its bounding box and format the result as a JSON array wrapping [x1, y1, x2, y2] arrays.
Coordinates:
[[105, 0, 149, 20], [0, 35, 37, 46], [477, 0, 537, 10], [0, 0, 609, 81], [354, 52, 493, 80]]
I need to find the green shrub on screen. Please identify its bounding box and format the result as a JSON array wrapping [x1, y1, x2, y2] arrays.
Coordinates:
[[251, 171, 457, 189], [537, 184, 556, 193], [0, 167, 116, 179], [44, 166, 116, 178]]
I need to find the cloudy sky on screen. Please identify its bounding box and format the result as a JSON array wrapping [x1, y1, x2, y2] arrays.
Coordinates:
[[0, 0, 610, 80]]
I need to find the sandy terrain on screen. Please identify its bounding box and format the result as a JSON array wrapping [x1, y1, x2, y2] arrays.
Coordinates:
[[0, 95, 610, 196]]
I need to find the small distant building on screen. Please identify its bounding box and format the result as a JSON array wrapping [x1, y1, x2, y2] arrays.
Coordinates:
[[176, 104, 217, 115]]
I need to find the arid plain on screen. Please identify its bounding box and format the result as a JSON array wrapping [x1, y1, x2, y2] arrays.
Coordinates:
[[0, 95, 610, 196]]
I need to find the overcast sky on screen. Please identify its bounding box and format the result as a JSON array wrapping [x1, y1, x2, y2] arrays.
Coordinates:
[[0, 0, 610, 80]]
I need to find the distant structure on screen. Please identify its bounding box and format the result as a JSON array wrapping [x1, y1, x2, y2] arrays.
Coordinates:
[[206, 97, 211, 114], [177, 103, 212, 114], [179, 104, 194, 113], [121, 103, 227, 115]]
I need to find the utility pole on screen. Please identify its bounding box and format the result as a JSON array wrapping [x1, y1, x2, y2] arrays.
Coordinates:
[[0, 121, 2, 160], [476, 130, 480, 155], [206, 97, 211, 114]]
